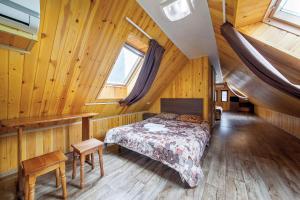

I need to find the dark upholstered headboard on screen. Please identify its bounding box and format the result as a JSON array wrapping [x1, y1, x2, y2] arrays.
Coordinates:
[[160, 98, 203, 116]]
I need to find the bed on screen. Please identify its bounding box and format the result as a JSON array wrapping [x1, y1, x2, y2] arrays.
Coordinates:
[[215, 106, 223, 120], [104, 98, 211, 187]]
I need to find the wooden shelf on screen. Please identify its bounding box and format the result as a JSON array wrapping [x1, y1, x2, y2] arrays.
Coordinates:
[[0, 113, 98, 128]]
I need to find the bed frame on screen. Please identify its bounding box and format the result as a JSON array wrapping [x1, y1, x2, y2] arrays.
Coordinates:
[[105, 98, 204, 151], [160, 98, 203, 117]]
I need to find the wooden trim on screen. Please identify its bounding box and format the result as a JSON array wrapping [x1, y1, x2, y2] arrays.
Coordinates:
[[264, 18, 300, 36], [0, 24, 37, 40], [26, 40, 37, 52]]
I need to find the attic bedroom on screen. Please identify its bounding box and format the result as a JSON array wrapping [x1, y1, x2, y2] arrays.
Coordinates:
[[0, 0, 299, 199]]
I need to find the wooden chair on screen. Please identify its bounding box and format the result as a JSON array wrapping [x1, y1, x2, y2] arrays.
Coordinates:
[[22, 150, 67, 200], [71, 138, 104, 189]]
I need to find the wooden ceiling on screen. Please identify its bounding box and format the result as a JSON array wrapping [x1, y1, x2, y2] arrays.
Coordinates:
[[208, 0, 300, 117], [233, 0, 271, 27], [239, 23, 300, 85], [1, 0, 299, 121], [0, 0, 191, 121]]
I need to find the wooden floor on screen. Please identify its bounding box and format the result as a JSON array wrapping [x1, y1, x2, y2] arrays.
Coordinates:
[[1, 112, 300, 200]]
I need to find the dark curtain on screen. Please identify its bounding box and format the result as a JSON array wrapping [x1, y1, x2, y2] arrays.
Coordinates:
[[221, 22, 300, 99], [119, 39, 165, 106]]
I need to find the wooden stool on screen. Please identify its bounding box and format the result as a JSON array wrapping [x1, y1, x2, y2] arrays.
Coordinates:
[[22, 151, 67, 200], [71, 138, 104, 188]]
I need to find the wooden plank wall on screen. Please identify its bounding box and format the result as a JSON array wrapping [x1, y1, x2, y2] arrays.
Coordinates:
[[233, 0, 271, 27], [255, 106, 300, 140], [0, 0, 190, 176], [148, 57, 212, 121], [0, 0, 189, 122], [0, 112, 144, 175]]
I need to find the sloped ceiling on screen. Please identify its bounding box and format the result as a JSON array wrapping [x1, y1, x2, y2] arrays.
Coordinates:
[[0, 0, 191, 121], [208, 0, 300, 117], [239, 23, 300, 85], [137, 0, 222, 83]]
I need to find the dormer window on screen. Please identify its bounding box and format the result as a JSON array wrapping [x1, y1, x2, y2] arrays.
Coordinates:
[[264, 0, 300, 35]]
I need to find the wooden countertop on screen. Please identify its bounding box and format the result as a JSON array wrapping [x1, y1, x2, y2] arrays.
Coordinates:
[[0, 113, 98, 128]]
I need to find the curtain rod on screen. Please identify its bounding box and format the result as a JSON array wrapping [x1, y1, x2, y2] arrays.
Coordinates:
[[222, 0, 226, 23], [125, 17, 153, 40]]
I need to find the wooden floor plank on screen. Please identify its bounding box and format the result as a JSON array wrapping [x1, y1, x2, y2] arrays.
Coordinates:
[[0, 112, 300, 200]]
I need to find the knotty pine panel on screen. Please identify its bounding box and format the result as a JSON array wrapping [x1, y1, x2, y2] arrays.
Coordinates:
[[148, 57, 212, 121], [0, 0, 188, 122], [0, 112, 144, 175], [234, 0, 271, 27], [255, 106, 300, 140]]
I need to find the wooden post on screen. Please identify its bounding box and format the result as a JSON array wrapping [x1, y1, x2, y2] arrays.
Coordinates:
[[82, 117, 91, 161], [82, 117, 90, 141]]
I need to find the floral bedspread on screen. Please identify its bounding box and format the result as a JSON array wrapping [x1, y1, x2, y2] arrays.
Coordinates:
[[104, 117, 210, 187]]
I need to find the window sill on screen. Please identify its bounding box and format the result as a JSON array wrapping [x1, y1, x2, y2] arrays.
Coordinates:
[[264, 18, 300, 36], [85, 99, 122, 106]]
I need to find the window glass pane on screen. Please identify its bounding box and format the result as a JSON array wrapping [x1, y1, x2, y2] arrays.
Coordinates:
[[107, 45, 142, 85], [221, 90, 228, 102], [280, 0, 300, 17]]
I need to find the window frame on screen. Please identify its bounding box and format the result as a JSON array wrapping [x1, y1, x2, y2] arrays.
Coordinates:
[[221, 90, 228, 102], [106, 43, 144, 87], [215, 90, 218, 102], [264, 0, 300, 36]]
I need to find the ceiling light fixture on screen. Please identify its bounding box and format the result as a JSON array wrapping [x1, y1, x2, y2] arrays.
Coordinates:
[[160, 0, 195, 22]]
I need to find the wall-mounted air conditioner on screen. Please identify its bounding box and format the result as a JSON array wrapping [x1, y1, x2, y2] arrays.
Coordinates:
[[0, 0, 40, 53]]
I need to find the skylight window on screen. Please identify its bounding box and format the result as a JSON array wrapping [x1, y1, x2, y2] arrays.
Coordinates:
[[264, 0, 300, 35], [106, 44, 144, 86], [280, 0, 300, 17]]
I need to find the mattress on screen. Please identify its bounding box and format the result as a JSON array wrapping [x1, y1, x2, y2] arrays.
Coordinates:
[[104, 116, 210, 187]]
